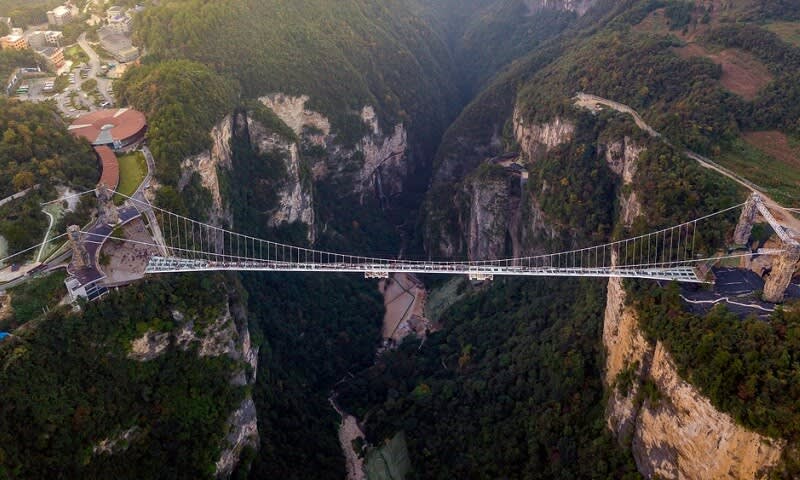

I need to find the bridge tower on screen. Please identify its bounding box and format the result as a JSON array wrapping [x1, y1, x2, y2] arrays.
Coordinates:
[[736, 193, 800, 303], [763, 246, 800, 303], [68, 225, 89, 269], [733, 194, 758, 245], [95, 183, 119, 226]]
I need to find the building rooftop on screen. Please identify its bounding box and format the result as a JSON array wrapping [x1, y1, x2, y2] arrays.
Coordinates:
[[68, 108, 147, 146], [94, 145, 120, 190], [50, 5, 71, 15]]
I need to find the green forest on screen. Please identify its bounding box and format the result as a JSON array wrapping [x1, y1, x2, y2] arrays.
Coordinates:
[[132, 0, 461, 152], [0, 99, 98, 254], [339, 277, 641, 479], [0, 273, 246, 479], [113, 60, 239, 186]]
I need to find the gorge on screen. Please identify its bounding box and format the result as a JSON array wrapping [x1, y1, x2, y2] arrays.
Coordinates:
[[1, 0, 800, 479]]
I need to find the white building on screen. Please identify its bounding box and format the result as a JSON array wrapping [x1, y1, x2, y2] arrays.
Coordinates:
[[27, 30, 63, 48], [47, 6, 73, 26]]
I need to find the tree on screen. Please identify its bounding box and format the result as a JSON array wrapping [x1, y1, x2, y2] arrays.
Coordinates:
[[12, 171, 35, 191]]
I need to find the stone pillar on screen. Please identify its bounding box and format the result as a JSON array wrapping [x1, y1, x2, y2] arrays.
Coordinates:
[[95, 182, 119, 225], [68, 225, 89, 269], [733, 194, 758, 245], [763, 245, 800, 303]]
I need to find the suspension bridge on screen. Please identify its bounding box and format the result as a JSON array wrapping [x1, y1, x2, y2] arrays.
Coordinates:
[[2, 186, 796, 300], [55, 188, 793, 286]]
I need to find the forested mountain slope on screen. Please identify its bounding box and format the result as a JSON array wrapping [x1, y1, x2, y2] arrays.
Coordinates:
[[4, 0, 800, 478]]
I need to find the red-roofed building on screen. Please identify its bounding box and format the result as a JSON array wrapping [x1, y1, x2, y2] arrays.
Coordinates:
[[69, 108, 147, 151], [93, 146, 119, 191]]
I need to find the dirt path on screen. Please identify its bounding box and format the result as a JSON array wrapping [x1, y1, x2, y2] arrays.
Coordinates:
[[574, 93, 800, 237], [329, 395, 366, 480]]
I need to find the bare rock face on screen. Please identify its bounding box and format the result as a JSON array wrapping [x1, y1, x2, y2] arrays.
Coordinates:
[[603, 278, 785, 479], [259, 93, 331, 137], [180, 115, 235, 226], [215, 397, 259, 479], [466, 176, 513, 261], [605, 137, 644, 227], [523, 0, 596, 15], [247, 117, 316, 241], [256, 94, 411, 207], [359, 122, 409, 203], [762, 246, 800, 303], [127, 331, 170, 361], [513, 108, 575, 163]]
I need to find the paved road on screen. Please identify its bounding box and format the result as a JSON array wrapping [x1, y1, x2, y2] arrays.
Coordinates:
[[680, 268, 792, 319], [574, 93, 800, 237], [77, 32, 113, 104], [0, 185, 39, 208]]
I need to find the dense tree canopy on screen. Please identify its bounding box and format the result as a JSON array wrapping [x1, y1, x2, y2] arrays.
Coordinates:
[[0, 274, 246, 479], [114, 59, 239, 186]]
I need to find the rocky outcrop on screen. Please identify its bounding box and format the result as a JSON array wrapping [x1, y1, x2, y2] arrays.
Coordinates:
[[128, 331, 170, 361], [513, 109, 575, 163], [93, 426, 142, 456], [180, 115, 235, 226], [259, 93, 331, 137], [215, 397, 259, 479], [464, 172, 523, 261], [247, 117, 315, 240], [763, 246, 800, 303], [603, 277, 785, 479], [604, 137, 644, 227], [257, 94, 410, 207], [523, 0, 596, 15], [359, 122, 409, 204]]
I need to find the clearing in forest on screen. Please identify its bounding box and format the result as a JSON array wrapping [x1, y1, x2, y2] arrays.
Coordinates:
[[674, 44, 772, 100], [716, 133, 800, 205], [765, 21, 800, 48]]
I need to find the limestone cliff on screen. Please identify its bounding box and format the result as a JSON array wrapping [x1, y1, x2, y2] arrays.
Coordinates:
[[601, 133, 784, 478], [126, 290, 259, 478], [179, 114, 235, 226], [604, 136, 643, 227], [256, 94, 410, 206], [513, 109, 575, 163], [603, 277, 785, 479], [246, 116, 316, 241]]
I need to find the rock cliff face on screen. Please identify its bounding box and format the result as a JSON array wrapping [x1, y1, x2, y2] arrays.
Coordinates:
[[513, 109, 575, 163], [604, 136, 643, 226], [601, 134, 784, 478], [126, 292, 259, 478], [246, 116, 316, 240], [603, 278, 785, 479], [523, 0, 596, 15], [256, 94, 410, 206], [180, 115, 235, 226], [464, 171, 530, 261]]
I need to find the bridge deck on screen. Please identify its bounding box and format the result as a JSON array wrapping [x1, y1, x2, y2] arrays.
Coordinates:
[[145, 256, 705, 282]]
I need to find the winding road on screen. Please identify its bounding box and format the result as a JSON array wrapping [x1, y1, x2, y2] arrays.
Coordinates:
[[574, 93, 800, 237]]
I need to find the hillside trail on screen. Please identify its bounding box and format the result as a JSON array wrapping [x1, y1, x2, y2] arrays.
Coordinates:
[[574, 93, 800, 238]]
